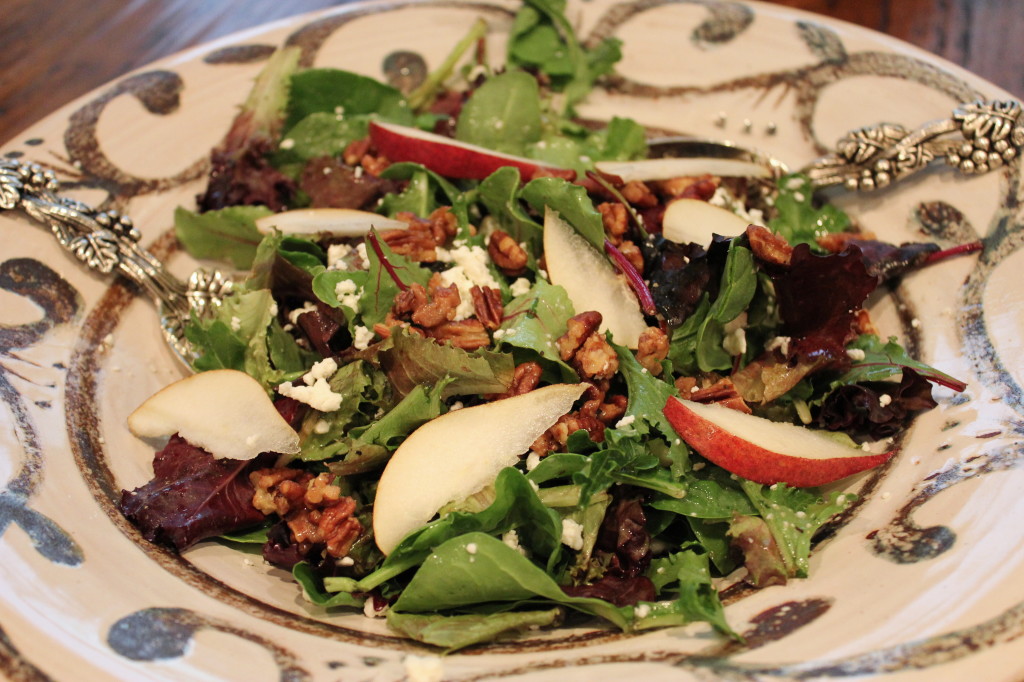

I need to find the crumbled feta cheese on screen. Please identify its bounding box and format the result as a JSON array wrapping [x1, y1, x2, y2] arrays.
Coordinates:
[[766, 336, 792, 355], [502, 529, 528, 556], [337, 556, 354, 566], [279, 138, 295, 150], [435, 244, 500, 320], [314, 419, 331, 435], [334, 278, 361, 311], [525, 451, 541, 471], [355, 242, 368, 266], [879, 394, 893, 407], [449, 401, 464, 411], [615, 415, 636, 429], [846, 348, 866, 361], [288, 301, 317, 325], [352, 324, 374, 350], [303, 357, 338, 385], [278, 379, 343, 412], [634, 603, 651, 619], [510, 277, 532, 296], [466, 542, 478, 555], [230, 316, 242, 332], [403, 654, 444, 682], [492, 329, 507, 340], [722, 326, 747, 355], [560, 518, 584, 550], [326, 243, 354, 270], [364, 598, 388, 619]]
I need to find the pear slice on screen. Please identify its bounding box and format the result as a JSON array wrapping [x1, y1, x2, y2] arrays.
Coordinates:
[[128, 369, 300, 461], [595, 157, 774, 183], [663, 397, 894, 487], [373, 383, 587, 554], [542, 207, 647, 349], [254, 207, 406, 236], [661, 197, 750, 246]]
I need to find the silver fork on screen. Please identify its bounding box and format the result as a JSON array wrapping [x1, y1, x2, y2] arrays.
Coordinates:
[[0, 158, 232, 363]]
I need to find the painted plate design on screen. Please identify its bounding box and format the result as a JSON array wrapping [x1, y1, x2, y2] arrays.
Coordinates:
[[1, 1, 1023, 679]]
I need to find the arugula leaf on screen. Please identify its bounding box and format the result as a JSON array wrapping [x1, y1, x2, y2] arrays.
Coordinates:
[[498, 279, 575, 371], [768, 173, 850, 247], [648, 466, 757, 519], [739, 480, 854, 578], [174, 205, 270, 269], [641, 547, 737, 638], [390, 532, 631, 629], [455, 70, 543, 155], [387, 608, 561, 651], [274, 111, 369, 164], [286, 68, 412, 130], [520, 176, 605, 250]]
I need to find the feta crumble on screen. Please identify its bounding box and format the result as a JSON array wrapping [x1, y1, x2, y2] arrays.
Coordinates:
[[560, 518, 584, 550], [352, 324, 374, 350], [403, 654, 444, 682]]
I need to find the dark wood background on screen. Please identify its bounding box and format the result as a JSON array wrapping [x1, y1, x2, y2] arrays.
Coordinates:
[[1, 0, 1021, 144]]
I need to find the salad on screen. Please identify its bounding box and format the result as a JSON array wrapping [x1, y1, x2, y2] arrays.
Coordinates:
[[119, 0, 972, 651]]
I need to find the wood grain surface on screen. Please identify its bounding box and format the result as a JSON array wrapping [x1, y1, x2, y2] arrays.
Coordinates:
[[1, 0, 1021, 144]]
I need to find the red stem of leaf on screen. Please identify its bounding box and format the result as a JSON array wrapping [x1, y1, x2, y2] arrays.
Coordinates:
[[922, 240, 983, 266], [367, 231, 407, 292], [604, 239, 658, 317]]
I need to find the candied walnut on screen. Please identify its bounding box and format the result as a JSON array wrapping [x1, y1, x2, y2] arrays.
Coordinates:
[[427, 319, 491, 350], [380, 221, 437, 262], [287, 495, 362, 558], [636, 326, 669, 375], [343, 138, 372, 166], [617, 240, 644, 274], [471, 285, 504, 330], [251, 468, 313, 516], [496, 362, 543, 399], [654, 174, 719, 200], [488, 229, 528, 276], [621, 180, 658, 208], [854, 308, 878, 336], [412, 275, 460, 328], [684, 376, 752, 414], [576, 333, 619, 381], [598, 202, 629, 243], [747, 224, 792, 265], [816, 230, 878, 253], [427, 206, 459, 245], [557, 311, 603, 362]]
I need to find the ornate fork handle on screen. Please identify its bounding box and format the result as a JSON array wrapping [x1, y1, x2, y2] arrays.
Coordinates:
[[0, 158, 231, 362], [804, 99, 1024, 191]]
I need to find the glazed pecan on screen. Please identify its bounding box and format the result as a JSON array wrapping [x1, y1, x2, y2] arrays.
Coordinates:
[[471, 285, 504, 330], [343, 138, 372, 166], [251, 468, 312, 516], [488, 229, 528, 276], [621, 180, 658, 208], [287, 495, 362, 559], [427, 319, 491, 350], [747, 224, 792, 266], [598, 202, 629, 243], [411, 276, 460, 328], [490, 361, 543, 400], [816, 230, 878, 253], [854, 308, 879, 336], [557, 311, 603, 362], [427, 206, 459, 245], [636, 326, 669, 375], [653, 174, 719, 200], [681, 376, 752, 414], [617, 240, 644, 274], [575, 333, 619, 381], [380, 221, 438, 262]]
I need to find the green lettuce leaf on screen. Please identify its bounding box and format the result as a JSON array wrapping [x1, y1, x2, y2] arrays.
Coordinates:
[[387, 608, 561, 651], [174, 205, 270, 269]]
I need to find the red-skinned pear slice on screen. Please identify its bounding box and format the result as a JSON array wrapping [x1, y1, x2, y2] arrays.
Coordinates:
[[368, 120, 572, 181], [127, 369, 300, 461], [595, 157, 773, 183], [663, 397, 894, 487], [661, 197, 750, 245], [254, 208, 406, 236], [373, 383, 587, 554], [543, 207, 646, 348]]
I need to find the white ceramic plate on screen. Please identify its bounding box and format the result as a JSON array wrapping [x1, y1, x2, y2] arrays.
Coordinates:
[[2, 1, 1023, 679]]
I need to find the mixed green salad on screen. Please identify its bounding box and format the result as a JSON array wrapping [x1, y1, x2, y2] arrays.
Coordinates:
[[119, 0, 970, 651]]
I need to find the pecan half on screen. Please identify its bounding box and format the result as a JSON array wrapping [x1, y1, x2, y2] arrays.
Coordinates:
[[471, 285, 504, 330], [636, 326, 669, 375], [488, 229, 528, 276], [427, 319, 491, 350]]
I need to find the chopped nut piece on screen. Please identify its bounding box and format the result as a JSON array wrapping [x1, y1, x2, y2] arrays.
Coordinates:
[[747, 224, 792, 265], [427, 206, 459, 245], [636, 326, 669, 375], [427, 319, 491, 350], [381, 220, 437, 262], [598, 202, 629, 243], [557, 311, 603, 362], [621, 180, 658, 208]]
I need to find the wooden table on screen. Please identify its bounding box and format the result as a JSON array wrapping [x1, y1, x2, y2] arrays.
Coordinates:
[[1, 0, 1021, 144]]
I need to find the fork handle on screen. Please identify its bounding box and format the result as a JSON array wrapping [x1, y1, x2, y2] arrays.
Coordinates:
[[804, 99, 1024, 191]]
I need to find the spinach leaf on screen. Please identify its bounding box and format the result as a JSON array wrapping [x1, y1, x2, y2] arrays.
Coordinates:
[[174, 205, 270, 269], [455, 70, 543, 155], [387, 608, 561, 651], [769, 173, 850, 247], [286, 68, 412, 130], [498, 279, 575, 372]]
